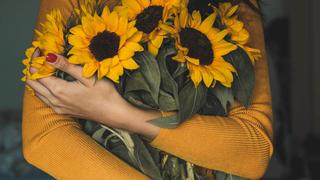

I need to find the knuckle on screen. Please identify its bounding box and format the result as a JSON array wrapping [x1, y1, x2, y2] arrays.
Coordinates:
[[57, 58, 69, 71]]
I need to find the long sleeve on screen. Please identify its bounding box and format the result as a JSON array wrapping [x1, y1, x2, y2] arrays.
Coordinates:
[[150, 2, 273, 179], [22, 0, 148, 179]]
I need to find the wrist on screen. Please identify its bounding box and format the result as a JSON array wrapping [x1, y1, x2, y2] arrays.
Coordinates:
[[125, 108, 161, 140], [101, 91, 161, 139]]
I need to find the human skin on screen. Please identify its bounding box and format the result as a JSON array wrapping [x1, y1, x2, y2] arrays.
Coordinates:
[[26, 51, 161, 140]]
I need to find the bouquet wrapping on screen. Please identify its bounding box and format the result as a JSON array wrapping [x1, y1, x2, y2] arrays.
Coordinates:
[[22, 0, 260, 179]]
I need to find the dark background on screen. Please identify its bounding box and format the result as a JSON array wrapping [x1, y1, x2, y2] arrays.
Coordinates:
[[0, 0, 319, 179]]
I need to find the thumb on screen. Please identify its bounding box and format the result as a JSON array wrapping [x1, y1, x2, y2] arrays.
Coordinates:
[[46, 53, 94, 86]]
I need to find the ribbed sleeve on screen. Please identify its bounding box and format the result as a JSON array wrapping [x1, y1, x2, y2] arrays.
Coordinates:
[[150, 1, 273, 179], [22, 0, 148, 179]]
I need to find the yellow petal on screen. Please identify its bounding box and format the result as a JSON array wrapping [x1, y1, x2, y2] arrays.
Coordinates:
[[121, 58, 139, 70], [189, 10, 201, 28], [148, 43, 159, 56], [106, 11, 119, 32], [174, 15, 180, 31], [81, 16, 96, 37], [125, 41, 144, 51], [151, 34, 164, 48], [107, 64, 124, 83], [68, 54, 93, 64], [189, 67, 202, 87], [101, 6, 110, 20], [136, 0, 150, 8], [111, 55, 120, 66], [179, 8, 188, 28], [185, 56, 200, 65], [172, 51, 186, 63], [70, 25, 87, 38], [212, 29, 229, 42], [232, 29, 249, 44], [126, 26, 138, 39], [117, 15, 128, 35], [119, 47, 135, 60], [199, 12, 217, 34], [114, 6, 133, 19], [159, 24, 177, 34], [123, 0, 142, 14], [93, 13, 106, 32], [120, 35, 128, 49], [98, 58, 112, 79], [227, 5, 239, 17], [68, 34, 89, 48], [214, 42, 237, 57], [31, 56, 46, 65], [82, 63, 98, 77], [202, 68, 214, 87], [151, 0, 163, 6], [128, 31, 143, 42]]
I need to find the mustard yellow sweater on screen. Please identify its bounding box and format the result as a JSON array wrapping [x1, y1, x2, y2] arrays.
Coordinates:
[[22, 0, 273, 179]]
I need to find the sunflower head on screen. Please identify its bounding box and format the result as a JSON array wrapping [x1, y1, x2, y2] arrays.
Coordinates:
[[22, 9, 65, 81], [218, 3, 249, 45], [68, 6, 144, 82], [218, 2, 261, 63], [160, 8, 237, 88], [114, 0, 182, 56]]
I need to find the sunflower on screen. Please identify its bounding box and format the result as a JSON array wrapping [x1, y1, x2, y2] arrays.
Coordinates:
[[114, 0, 181, 56], [218, 3, 261, 62], [21, 47, 37, 82], [22, 9, 65, 81], [68, 6, 144, 82], [160, 9, 237, 88]]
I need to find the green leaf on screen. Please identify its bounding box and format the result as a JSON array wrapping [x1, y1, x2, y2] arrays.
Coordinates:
[[125, 91, 157, 110], [91, 128, 106, 144], [224, 47, 255, 107], [215, 171, 248, 180], [157, 45, 180, 110], [212, 83, 234, 112], [162, 156, 183, 180], [131, 134, 162, 180], [178, 81, 207, 122], [158, 90, 178, 111], [124, 51, 161, 108], [199, 89, 226, 116], [172, 63, 188, 79], [147, 114, 180, 129]]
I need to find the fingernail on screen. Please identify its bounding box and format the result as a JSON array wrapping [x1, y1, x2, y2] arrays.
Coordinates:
[[46, 53, 57, 63]]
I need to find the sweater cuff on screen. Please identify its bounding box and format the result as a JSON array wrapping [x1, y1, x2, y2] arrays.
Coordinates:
[[149, 111, 177, 147]]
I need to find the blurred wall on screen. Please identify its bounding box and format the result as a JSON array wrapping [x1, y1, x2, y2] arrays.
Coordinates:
[[0, 0, 39, 110]]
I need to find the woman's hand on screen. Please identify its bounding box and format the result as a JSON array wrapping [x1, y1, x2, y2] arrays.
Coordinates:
[[26, 51, 161, 139]]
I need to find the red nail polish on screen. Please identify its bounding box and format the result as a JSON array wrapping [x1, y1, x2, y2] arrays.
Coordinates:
[[46, 53, 57, 63]]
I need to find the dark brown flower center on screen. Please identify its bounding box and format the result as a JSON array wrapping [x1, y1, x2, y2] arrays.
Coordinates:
[[179, 28, 214, 65], [89, 31, 120, 61], [135, 6, 164, 34]]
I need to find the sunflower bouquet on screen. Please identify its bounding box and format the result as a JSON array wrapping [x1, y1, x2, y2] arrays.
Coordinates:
[[22, 0, 259, 179]]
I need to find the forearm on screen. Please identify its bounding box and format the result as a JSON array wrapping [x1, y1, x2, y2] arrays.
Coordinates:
[[22, 89, 149, 179], [150, 104, 273, 179], [99, 89, 161, 139]]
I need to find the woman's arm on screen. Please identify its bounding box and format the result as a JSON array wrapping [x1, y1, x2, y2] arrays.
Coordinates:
[[22, 0, 148, 179], [149, 1, 273, 179]]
